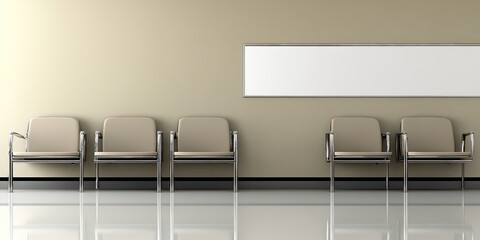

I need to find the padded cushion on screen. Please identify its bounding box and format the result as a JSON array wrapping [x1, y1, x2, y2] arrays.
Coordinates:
[[335, 152, 392, 157], [177, 117, 230, 152], [95, 152, 157, 156], [407, 151, 471, 159], [14, 152, 79, 157], [103, 117, 156, 152], [331, 117, 382, 152], [174, 152, 233, 156], [95, 152, 157, 160], [27, 117, 79, 152], [401, 117, 455, 152]]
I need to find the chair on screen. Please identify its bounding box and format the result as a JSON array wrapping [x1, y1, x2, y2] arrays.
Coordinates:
[[94, 117, 162, 191], [170, 117, 238, 192], [326, 117, 392, 191], [8, 117, 86, 192], [397, 117, 474, 192]]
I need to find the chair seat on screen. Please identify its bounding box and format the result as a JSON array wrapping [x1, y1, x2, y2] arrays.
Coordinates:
[[334, 152, 392, 158], [405, 151, 472, 159], [13, 152, 80, 160], [95, 152, 157, 159], [174, 152, 234, 159]]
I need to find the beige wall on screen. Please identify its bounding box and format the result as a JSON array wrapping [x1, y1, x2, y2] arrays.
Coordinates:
[[1, 0, 480, 178]]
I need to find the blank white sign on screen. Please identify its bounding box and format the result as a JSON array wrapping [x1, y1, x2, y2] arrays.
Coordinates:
[[244, 45, 480, 97]]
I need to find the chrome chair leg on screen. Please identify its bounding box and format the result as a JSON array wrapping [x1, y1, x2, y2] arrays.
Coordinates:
[[330, 161, 335, 192], [170, 159, 174, 192], [95, 163, 99, 190], [80, 160, 84, 192], [157, 158, 161, 192], [234, 159, 238, 192], [8, 158, 13, 192], [386, 163, 389, 191]]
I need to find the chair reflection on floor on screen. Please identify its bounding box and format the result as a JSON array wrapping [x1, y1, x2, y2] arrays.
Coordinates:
[[94, 192, 162, 240], [328, 192, 393, 240], [9, 192, 84, 240], [403, 192, 473, 240], [169, 192, 237, 240]]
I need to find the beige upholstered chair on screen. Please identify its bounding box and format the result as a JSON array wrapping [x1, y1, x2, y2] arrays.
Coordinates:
[[8, 117, 86, 192], [170, 117, 238, 192], [397, 117, 474, 192], [94, 117, 162, 191], [326, 117, 392, 191]]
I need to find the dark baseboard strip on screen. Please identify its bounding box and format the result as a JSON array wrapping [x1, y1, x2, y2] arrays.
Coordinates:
[[2, 177, 478, 181], [1, 177, 480, 190]]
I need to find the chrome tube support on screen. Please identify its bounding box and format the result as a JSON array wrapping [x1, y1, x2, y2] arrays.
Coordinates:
[[461, 132, 475, 190], [233, 131, 239, 192], [328, 132, 335, 192], [170, 131, 176, 192], [9, 132, 26, 192], [400, 133, 408, 192], [95, 131, 102, 190], [79, 131, 86, 192], [8, 133, 14, 192], [383, 132, 391, 190], [95, 163, 99, 190], [157, 131, 163, 192], [386, 163, 390, 191]]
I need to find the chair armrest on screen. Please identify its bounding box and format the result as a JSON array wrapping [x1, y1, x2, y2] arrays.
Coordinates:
[[462, 132, 475, 158], [9, 132, 27, 155], [230, 131, 233, 151], [10, 132, 26, 140], [325, 132, 334, 162], [170, 131, 177, 153], [80, 131, 86, 161], [232, 131, 238, 153], [382, 132, 391, 152], [95, 131, 102, 152], [157, 131, 163, 158], [396, 132, 408, 161]]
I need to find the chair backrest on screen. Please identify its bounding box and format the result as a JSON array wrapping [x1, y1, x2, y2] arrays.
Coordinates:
[[331, 117, 382, 152], [27, 117, 80, 152], [103, 117, 157, 152], [177, 117, 230, 152], [401, 117, 455, 152]]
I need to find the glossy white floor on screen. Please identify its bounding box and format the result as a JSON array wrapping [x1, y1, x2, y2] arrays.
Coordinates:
[[0, 190, 478, 240]]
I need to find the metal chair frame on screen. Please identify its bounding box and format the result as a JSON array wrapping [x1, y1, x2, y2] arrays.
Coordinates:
[[326, 131, 391, 192], [94, 130, 163, 192], [8, 129, 86, 192], [396, 131, 474, 192], [169, 130, 238, 192]]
